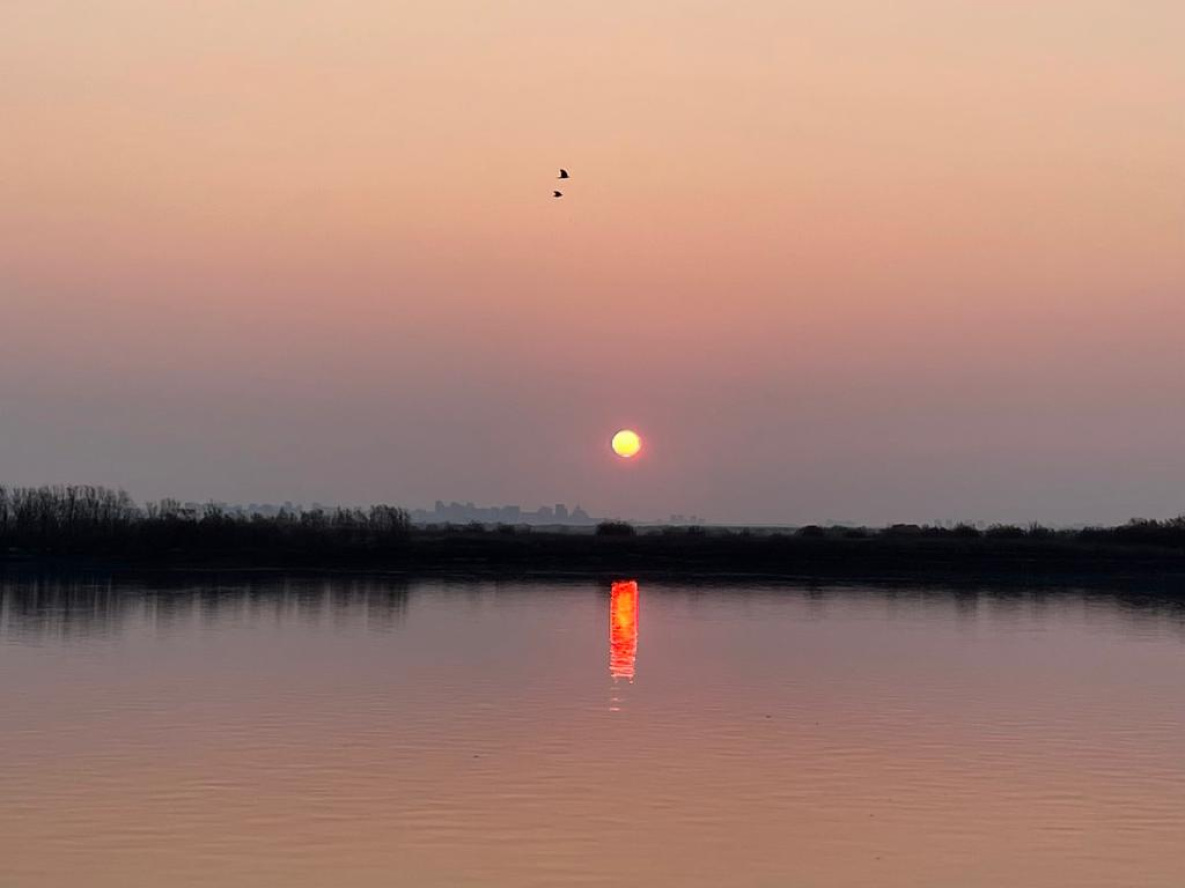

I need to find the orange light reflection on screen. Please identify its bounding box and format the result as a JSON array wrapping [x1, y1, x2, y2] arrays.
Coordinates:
[[609, 580, 639, 681]]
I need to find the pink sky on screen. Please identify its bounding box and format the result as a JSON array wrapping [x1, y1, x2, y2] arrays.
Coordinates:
[[2, 1, 1183, 523]]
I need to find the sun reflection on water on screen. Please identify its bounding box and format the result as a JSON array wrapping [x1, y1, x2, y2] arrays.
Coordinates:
[[609, 580, 639, 682]]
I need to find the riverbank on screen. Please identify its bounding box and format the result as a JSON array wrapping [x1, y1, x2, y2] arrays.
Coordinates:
[[4, 486, 1184, 585], [5, 527, 1185, 588]]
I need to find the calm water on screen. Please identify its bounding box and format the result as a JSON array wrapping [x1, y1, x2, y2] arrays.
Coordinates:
[[3, 575, 1185, 887]]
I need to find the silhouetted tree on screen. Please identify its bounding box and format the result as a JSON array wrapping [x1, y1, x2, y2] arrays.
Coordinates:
[[595, 521, 636, 537]]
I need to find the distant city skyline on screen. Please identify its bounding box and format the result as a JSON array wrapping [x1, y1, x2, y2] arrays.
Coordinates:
[[411, 500, 594, 526], [154, 497, 709, 527]]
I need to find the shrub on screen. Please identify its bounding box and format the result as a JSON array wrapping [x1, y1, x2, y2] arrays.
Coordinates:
[[595, 521, 636, 537]]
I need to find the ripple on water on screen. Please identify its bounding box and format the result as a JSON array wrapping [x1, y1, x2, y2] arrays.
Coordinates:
[[3, 578, 1185, 887]]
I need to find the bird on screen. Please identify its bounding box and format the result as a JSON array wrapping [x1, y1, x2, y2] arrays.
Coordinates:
[[558, 168, 569, 179], [553, 190, 563, 198]]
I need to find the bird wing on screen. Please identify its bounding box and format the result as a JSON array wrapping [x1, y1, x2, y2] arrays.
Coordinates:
[[559, 169, 569, 178], [553, 190, 563, 197]]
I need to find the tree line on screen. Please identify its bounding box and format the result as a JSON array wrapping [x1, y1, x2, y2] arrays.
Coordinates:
[[2, 484, 1183, 572], [0, 485, 410, 556]]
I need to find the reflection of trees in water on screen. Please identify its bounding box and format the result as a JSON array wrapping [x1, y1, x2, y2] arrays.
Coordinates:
[[3, 572, 1185, 643], [0, 571, 411, 640], [672, 581, 1185, 640]]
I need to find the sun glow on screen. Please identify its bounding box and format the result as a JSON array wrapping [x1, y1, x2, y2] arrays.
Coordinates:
[[611, 429, 642, 459], [609, 580, 639, 681]]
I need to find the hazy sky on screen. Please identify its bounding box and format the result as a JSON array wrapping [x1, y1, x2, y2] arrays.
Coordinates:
[[2, 1, 1183, 524]]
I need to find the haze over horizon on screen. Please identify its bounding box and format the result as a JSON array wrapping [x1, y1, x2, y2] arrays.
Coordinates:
[[3, 1, 1183, 526]]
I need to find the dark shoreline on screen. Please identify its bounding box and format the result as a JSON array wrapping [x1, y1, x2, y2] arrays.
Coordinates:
[[4, 485, 1185, 589], [5, 530, 1185, 591]]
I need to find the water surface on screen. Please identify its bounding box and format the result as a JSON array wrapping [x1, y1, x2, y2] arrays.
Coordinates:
[[3, 575, 1185, 887]]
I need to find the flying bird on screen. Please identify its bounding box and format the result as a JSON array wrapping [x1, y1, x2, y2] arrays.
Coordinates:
[[553, 190, 563, 198], [558, 169, 570, 179]]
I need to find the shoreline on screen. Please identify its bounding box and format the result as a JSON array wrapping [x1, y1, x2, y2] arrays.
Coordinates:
[[5, 530, 1185, 591]]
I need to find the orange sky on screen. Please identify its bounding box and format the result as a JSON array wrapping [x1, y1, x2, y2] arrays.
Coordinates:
[[2, 1, 1183, 523]]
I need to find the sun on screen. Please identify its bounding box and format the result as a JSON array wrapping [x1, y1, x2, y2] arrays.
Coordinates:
[[611, 429, 642, 459]]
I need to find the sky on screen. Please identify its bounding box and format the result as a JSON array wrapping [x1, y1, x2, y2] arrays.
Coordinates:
[[1, 1, 1183, 525]]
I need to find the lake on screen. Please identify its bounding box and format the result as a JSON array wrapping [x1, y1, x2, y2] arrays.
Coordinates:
[[3, 574, 1185, 887]]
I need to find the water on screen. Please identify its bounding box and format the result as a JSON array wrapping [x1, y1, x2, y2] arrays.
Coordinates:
[[3, 574, 1185, 887]]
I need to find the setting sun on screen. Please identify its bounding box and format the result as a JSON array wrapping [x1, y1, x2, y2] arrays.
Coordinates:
[[611, 429, 642, 459]]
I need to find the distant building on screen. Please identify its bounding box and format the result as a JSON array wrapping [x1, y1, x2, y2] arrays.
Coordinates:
[[409, 499, 596, 526]]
